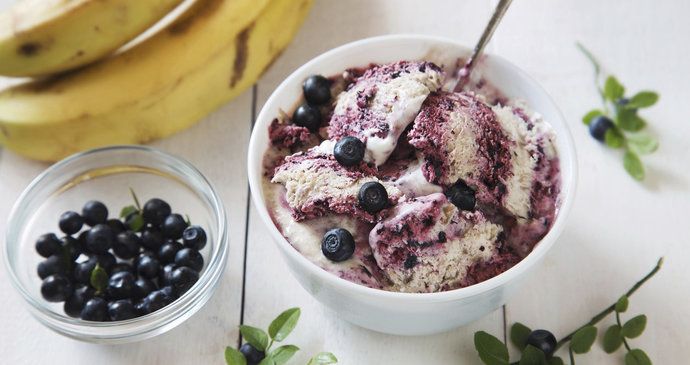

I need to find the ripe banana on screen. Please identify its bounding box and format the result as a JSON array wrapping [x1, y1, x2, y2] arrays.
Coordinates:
[[0, 0, 186, 77], [0, 0, 314, 161]]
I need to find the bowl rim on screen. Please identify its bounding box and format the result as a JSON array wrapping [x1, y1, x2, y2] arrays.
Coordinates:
[[248, 34, 577, 302], [4, 145, 229, 337]]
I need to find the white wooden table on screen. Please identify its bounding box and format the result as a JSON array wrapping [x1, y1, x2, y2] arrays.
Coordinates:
[[1, 0, 688, 363]]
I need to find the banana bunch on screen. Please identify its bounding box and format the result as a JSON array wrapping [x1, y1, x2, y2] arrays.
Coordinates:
[[0, 0, 314, 161]]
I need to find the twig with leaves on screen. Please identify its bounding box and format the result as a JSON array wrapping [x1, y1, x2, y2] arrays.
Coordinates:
[[474, 258, 662, 365], [225, 308, 338, 365], [577, 42, 659, 181]]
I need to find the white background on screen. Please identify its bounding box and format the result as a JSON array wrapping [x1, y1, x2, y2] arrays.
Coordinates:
[[1, 0, 688, 364]]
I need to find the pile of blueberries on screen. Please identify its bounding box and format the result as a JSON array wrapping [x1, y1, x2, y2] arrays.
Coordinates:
[[292, 74, 332, 132], [36, 198, 207, 322]]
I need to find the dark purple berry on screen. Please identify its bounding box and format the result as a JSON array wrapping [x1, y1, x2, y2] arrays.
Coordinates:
[[161, 214, 188, 239], [170, 266, 199, 296], [113, 231, 141, 259], [136, 253, 160, 279], [81, 297, 108, 321], [86, 224, 115, 254], [589, 115, 615, 142], [292, 104, 321, 132], [64, 285, 95, 318], [174, 248, 203, 271], [182, 226, 207, 251], [358, 182, 389, 213], [35, 233, 62, 258], [158, 240, 182, 264], [41, 274, 73, 302], [82, 200, 108, 226], [302, 75, 331, 105], [321, 228, 355, 262], [334, 136, 365, 167], [527, 329, 557, 358], [240, 343, 266, 365], [59, 211, 83, 235], [108, 299, 137, 321], [446, 180, 476, 211], [142, 198, 171, 226]]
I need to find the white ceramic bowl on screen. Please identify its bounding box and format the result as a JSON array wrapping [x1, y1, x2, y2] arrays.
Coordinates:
[[248, 35, 577, 335]]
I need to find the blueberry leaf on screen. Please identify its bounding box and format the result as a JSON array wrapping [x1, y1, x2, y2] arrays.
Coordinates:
[[239, 325, 269, 352], [570, 325, 598, 354], [510, 322, 532, 350], [185, 214, 192, 226], [307, 352, 338, 365], [129, 187, 141, 210], [628, 91, 659, 108], [89, 264, 108, 295], [120, 205, 138, 219], [127, 213, 145, 232], [582, 109, 604, 125], [258, 356, 276, 365], [627, 134, 659, 155], [604, 76, 625, 101], [621, 315, 647, 338], [518, 345, 547, 365], [615, 295, 629, 313], [268, 307, 301, 342], [547, 357, 564, 365], [604, 127, 625, 148], [270, 345, 299, 365], [617, 108, 646, 131], [602, 325, 623, 353], [474, 331, 509, 365], [623, 150, 645, 181], [625, 349, 652, 365], [224, 346, 247, 365]]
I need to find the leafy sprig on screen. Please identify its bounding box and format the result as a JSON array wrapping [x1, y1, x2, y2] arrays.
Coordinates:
[[120, 188, 145, 231], [474, 258, 663, 365], [578, 42, 659, 181], [225, 308, 337, 365]]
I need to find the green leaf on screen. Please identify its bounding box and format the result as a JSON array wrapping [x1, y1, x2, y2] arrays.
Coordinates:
[[185, 214, 192, 225], [604, 127, 625, 148], [625, 349, 652, 365], [510, 322, 532, 350], [604, 76, 625, 101], [224, 347, 247, 365], [268, 308, 301, 342], [617, 108, 646, 131], [627, 134, 659, 155], [239, 325, 269, 352], [89, 264, 108, 295], [127, 213, 145, 232], [582, 109, 603, 125], [519, 345, 547, 365], [570, 325, 598, 354], [602, 325, 623, 353], [576, 42, 601, 78], [623, 150, 645, 181], [258, 357, 276, 365], [129, 187, 141, 210], [628, 91, 659, 108], [120, 205, 138, 219], [270, 345, 299, 365], [615, 295, 629, 313], [307, 352, 338, 365], [547, 357, 564, 365], [474, 331, 510, 365], [621, 315, 647, 338]]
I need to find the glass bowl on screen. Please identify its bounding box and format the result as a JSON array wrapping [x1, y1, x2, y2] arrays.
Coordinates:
[[4, 145, 228, 344]]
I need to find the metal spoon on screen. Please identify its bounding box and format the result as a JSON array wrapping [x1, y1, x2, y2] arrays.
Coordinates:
[[453, 0, 513, 92]]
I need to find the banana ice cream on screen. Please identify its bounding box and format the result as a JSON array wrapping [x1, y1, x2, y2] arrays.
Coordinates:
[[262, 60, 560, 293]]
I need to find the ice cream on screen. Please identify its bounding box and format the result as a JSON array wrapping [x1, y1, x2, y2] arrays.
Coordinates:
[[262, 59, 560, 293]]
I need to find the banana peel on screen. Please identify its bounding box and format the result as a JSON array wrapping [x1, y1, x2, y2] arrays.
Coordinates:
[[0, 0, 314, 161]]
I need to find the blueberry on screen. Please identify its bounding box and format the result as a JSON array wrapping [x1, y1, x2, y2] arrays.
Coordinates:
[[59, 211, 83, 235], [95, 252, 116, 273], [73, 257, 97, 284], [141, 228, 165, 250], [334, 136, 365, 167], [174, 248, 204, 271], [302, 75, 331, 105], [589, 115, 615, 142], [159, 263, 177, 287], [160, 285, 177, 302], [106, 218, 127, 234], [158, 240, 183, 264], [107, 271, 136, 299], [161, 214, 188, 239], [38, 255, 68, 279], [526, 329, 557, 358], [134, 300, 148, 316], [446, 180, 476, 211], [61, 235, 83, 261], [81, 297, 108, 321], [170, 266, 199, 296], [358, 181, 389, 213], [142, 290, 171, 314], [133, 277, 157, 299], [108, 299, 137, 321], [41, 274, 73, 302], [35, 233, 62, 258], [82, 200, 108, 226], [86, 224, 115, 254], [240, 343, 266, 365], [142, 198, 171, 226], [182, 226, 207, 251], [111, 263, 135, 275], [136, 253, 160, 279], [113, 231, 141, 259], [64, 285, 95, 318], [292, 103, 321, 132], [321, 228, 355, 262]]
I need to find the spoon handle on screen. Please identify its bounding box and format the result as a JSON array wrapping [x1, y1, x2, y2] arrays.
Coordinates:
[[454, 0, 513, 91]]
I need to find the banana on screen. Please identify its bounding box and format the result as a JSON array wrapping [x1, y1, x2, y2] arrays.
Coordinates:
[[0, 0, 187, 77], [0, 0, 314, 161]]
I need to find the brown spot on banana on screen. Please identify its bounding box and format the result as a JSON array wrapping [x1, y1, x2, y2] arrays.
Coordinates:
[[0, 124, 9, 139], [18, 42, 41, 56], [229, 24, 253, 88]]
